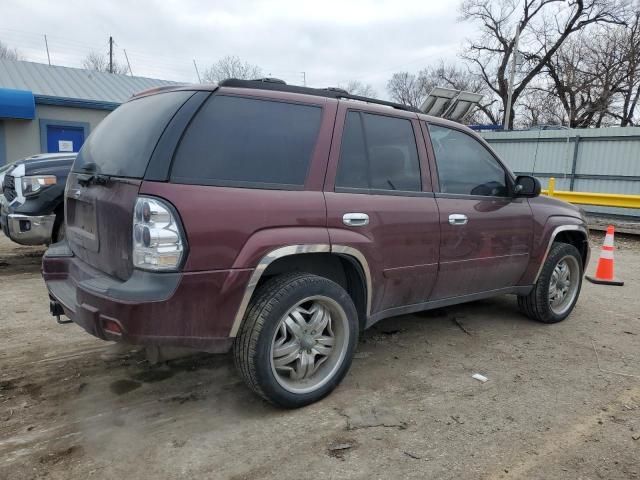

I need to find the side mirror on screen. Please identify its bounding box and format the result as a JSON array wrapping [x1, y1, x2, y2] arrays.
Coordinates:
[[514, 175, 541, 197]]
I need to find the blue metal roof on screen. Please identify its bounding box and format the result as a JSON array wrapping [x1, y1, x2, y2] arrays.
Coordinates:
[[0, 59, 181, 111], [0, 88, 35, 119]]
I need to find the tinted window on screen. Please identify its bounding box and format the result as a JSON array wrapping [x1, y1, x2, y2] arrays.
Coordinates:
[[428, 124, 509, 197], [335, 112, 368, 189], [335, 112, 421, 192], [74, 91, 193, 177], [171, 96, 322, 188]]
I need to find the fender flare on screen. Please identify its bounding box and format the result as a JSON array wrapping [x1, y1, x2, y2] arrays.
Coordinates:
[[533, 224, 589, 284], [228, 244, 372, 337]]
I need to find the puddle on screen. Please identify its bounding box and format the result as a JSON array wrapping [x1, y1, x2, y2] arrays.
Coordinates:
[[109, 379, 142, 395]]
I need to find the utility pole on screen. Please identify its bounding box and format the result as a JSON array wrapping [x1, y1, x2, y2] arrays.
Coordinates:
[[193, 59, 201, 83], [109, 36, 114, 74], [44, 35, 51, 66], [123, 49, 132, 76], [301, 71, 306, 86], [503, 24, 521, 130]]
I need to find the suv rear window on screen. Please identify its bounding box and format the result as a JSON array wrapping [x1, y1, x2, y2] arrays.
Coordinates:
[[170, 95, 322, 189], [335, 111, 421, 193], [73, 91, 193, 178]]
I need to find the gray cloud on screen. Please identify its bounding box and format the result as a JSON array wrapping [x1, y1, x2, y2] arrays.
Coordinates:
[[1, 0, 474, 98]]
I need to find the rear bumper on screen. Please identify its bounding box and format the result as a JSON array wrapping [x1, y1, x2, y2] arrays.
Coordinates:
[[42, 241, 253, 353]]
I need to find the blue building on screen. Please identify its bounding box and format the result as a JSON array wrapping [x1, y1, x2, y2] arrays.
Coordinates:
[[0, 59, 179, 165]]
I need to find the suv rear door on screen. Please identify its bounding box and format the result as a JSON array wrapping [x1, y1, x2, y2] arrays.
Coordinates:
[[423, 122, 532, 299], [324, 103, 440, 321], [65, 90, 201, 280]]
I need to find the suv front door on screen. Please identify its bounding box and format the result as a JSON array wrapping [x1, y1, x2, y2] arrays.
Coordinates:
[[324, 105, 440, 322], [424, 123, 532, 299]]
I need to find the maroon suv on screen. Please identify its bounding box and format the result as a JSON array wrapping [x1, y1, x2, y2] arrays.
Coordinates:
[[42, 79, 590, 407]]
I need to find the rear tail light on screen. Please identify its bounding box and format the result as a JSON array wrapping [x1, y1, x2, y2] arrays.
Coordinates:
[[132, 197, 185, 271]]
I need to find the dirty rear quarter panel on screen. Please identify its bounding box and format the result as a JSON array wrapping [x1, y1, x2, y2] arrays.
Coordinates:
[[139, 182, 330, 271]]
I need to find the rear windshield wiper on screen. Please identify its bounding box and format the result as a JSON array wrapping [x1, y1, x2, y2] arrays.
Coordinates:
[[77, 172, 110, 187], [76, 162, 110, 186]]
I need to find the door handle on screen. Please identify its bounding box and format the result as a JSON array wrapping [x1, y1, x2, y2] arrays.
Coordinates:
[[448, 214, 468, 226], [343, 213, 369, 227]]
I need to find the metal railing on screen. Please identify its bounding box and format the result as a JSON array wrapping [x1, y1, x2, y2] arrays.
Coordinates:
[[542, 177, 640, 209]]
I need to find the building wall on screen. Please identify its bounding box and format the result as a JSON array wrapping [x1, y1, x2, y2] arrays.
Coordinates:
[[2, 104, 110, 163]]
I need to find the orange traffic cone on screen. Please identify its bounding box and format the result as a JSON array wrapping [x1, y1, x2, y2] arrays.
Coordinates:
[[586, 225, 624, 286]]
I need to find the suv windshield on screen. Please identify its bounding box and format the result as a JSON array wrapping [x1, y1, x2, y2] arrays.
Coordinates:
[[73, 91, 193, 178]]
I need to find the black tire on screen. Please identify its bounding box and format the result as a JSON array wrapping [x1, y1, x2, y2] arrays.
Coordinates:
[[518, 242, 583, 323], [233, 273, 358, 408]]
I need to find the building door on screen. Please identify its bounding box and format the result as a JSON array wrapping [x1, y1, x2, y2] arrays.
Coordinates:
[[46, 125, 85, 153]]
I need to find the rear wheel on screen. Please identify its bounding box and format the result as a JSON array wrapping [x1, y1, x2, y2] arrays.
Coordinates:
[[518, 242, 583, 323], [233, 273, 358, 408]]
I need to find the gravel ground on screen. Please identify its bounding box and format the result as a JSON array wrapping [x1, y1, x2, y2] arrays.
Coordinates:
[[0, 232, 639, 480]]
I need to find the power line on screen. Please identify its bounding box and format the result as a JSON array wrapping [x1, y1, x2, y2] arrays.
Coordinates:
[[108, 36, 113, 74]]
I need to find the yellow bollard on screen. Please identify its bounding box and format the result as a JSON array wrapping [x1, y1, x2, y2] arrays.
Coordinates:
[[547, 177, 555, 197]]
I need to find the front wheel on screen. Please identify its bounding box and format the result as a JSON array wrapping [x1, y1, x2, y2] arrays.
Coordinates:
[[518, 242, 583, 323], [233, 273, 358, 408]]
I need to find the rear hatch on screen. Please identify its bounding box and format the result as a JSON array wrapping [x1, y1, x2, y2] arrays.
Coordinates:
[[66, 90, 195, 280]]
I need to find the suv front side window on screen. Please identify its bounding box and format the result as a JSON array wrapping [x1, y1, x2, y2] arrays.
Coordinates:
[[428, 124, 509, 197], [335, 111, 421, 193]]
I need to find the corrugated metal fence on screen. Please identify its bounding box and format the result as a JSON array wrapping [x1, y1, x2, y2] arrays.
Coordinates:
[[481, 127, 640, 217]]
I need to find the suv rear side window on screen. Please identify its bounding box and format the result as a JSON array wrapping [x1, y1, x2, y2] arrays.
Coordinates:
[[428, 124, 509, 197], [74, 91, 194, 178], [335, 111, 421, 193], [171, 95, 322, 189]]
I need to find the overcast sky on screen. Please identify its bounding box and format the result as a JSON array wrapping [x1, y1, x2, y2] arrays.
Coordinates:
[[1, 0, 474, 98]]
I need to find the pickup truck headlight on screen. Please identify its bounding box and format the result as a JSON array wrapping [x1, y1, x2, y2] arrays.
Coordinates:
[[21, 175, 57, 196]]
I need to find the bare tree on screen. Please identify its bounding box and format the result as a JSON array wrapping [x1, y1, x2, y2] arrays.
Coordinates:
[[518, 87, 566, 127], [460, 0, 630, 128], [386, 72, 427, 108], [612, 10, 640, 126], [387, 62, 497, 123], [0, 40, 23, 61], [82, 51, 129, 75], [542, 30, 625, 127], [420, 61, 499, 124], [529, 8, 640, 128], [202, 55, 262, 83], [340, 80, 377, 98]]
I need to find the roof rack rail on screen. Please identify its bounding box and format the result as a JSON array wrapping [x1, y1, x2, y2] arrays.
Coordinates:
[[250, 77, 287, 84], [218, 78, 419, 113], [131, 84, 188, 99]]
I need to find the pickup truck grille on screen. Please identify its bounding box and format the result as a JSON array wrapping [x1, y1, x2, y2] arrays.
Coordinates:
[[3, 175, 16, 202]]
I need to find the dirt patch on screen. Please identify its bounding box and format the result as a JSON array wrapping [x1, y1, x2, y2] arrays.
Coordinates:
[[327, 438, 359, 459], [39, 446, 83, 465]]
